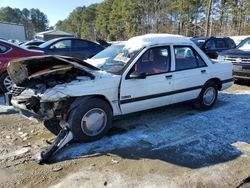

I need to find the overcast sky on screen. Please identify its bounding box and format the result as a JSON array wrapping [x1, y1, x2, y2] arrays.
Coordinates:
[[0, 0, 103, 26]]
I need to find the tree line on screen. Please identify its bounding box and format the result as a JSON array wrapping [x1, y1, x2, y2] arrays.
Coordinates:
[[0, 6, 49, 39], [56, 0, 250, 41]]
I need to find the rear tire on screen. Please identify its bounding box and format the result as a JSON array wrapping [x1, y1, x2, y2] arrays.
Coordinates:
[[0, 72, 13, 93], [197, 81, 218, 110], [67, 98, 112, 142]]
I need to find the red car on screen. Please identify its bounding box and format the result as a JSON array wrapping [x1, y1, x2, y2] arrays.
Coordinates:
[[0, 39, 43, 92]]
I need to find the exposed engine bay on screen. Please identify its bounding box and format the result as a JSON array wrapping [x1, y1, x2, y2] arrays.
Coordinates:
[[8, 55, 98, 119], [8, 55, 97, 89]]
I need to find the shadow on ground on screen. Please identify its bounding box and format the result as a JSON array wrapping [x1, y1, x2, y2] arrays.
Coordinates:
[[42, 92, 250, 169], [235, 79, 250, 87]]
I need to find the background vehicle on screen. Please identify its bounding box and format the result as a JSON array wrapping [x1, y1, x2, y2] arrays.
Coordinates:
[[229, 35, 250, 45], [218, 37, 250, 80], [20, 40, 44, 48], [191, 37, 236, 59], [9, 34, 233, 143], [28, 37, 104, 60], [0, 39, 43, 92]]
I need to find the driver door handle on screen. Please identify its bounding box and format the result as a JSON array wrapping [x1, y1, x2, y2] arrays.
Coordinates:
[[201, 70, 206, 73], [165, 75, 173, 79]]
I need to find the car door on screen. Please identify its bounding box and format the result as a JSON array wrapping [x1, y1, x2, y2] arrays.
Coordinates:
[[119, 46, 174, 114], [171, 45, 210, 104], [47, 39, 72, 57], [72, 39, 91, 60]]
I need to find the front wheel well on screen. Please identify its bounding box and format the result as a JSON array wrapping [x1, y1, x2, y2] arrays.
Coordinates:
[[206, 78, 222, 90], [66, 95, 113, 115]]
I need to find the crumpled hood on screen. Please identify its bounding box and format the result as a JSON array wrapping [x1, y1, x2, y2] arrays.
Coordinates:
[[8, 55, 99, 86], [40, 70, 121, 102]]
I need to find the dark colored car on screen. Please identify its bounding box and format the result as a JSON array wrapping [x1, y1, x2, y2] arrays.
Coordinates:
[[0, 39, 43, 92], [218, 37, 250, 80], [191, 37, 236, 59], [28, 37, 104, 60]]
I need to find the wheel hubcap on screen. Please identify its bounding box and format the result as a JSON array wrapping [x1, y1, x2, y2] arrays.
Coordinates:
[[203, 87, 216, 106], [81, 108, 107, 136], [3, 75, 13, 91]]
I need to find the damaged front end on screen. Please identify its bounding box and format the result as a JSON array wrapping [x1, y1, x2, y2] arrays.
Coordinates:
[[6, 55, 101, 163], [8, 55, 98, 120]]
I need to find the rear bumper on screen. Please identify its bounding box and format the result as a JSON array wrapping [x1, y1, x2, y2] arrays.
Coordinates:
[[4, 92, 12, 106], [221, 78, 234, 90], [233, 63, 250, 80]]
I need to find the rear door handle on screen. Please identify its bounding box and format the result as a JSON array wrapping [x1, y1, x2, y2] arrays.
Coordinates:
[[165, 75, 173, 79], [201, 70, 206, 73]]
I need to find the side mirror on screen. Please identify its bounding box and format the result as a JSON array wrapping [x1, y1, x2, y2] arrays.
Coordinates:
[[129, 71, 146, 79]]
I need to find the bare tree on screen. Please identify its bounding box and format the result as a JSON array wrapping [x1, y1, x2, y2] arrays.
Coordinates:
[[205, 0, 214, 36]]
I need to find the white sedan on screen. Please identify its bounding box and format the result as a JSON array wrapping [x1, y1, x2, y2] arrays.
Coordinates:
[[8, 34, 233, 142]]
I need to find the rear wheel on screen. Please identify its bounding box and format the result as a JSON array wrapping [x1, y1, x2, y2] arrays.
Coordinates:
[[67, 98, 112, 142], [0, 72, 13, 93], [197, 81, 218, 110]]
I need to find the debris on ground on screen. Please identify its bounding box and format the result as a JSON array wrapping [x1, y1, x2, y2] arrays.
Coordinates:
[[0, 84, 249, 187]]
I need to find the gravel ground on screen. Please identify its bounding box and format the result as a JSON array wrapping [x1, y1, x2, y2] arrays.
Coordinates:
[[0, 82, 249, 188]]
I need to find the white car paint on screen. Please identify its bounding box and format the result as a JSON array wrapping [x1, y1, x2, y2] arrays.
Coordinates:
[[11, 34, 233, 118]]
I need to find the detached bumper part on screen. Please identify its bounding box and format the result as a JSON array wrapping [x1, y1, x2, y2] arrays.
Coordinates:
[[36, 127, 73, 164], [4, 92, 12, 106]]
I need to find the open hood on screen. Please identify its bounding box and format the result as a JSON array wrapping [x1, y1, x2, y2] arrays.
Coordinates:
[[8, 55, 99, 87]]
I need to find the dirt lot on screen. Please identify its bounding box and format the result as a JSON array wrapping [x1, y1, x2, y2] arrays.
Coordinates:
[[0, 81, 250, 188]]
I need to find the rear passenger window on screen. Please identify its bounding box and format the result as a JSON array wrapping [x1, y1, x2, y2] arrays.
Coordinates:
[[215, 39, 226, 49], [73, 40, 91, 48], [0, 45, 10, 53], [225, 38, 236, 48], [205, 39, 216, 49], [174, 46, 207, 71]]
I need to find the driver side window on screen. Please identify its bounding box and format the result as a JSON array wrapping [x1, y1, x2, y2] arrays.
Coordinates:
[[50, 40, 72, 49], [132, 46, 171, 75]]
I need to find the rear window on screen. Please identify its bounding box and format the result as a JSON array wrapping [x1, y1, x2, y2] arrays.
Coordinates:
[[0, 44, 10, 53], [215, 39, 226, 49], [224, 38, 236, 48], [205, 39, 216, 49]]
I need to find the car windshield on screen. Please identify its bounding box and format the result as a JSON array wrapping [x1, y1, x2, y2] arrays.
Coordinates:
[[191, 38, 206, 48], [89, 43, 141, 74], [237, 38, 250, 50]]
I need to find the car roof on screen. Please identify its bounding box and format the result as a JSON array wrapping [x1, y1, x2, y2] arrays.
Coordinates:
[[125, 34, 192, 52], [192, 37, 209, 40], [39, 37, 99, 48], [192, 36, 232, 40]]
